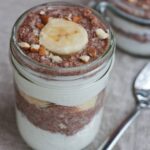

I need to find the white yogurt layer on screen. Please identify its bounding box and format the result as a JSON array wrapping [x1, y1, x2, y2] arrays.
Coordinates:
[[13, 56, 114, 106], [16, 108, 103, 150], [108, 12, 150, 56], [115, 32, 150, 56]]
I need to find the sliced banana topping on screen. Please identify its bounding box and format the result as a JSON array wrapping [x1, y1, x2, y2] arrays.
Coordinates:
[[49, 53, 63, 63], [39, 10, 46, 15], [78, 96, 97, 111], [20, 91, 50, 108], [20, 90, 97, 110], [79, 55, 90, 63], [30, 44, 40, 51], [39, 18, 88, 55], [18, 42, 30, 49]]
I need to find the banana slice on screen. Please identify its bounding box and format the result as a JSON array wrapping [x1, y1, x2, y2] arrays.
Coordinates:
[[20, 91, 50, 108], [19, 90, 97, 110], [39, 18, 88, 55], [78, 96, 98, 111]]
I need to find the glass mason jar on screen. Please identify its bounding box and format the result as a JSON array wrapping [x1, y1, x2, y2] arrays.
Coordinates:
[[10, 2, 115, 150], [96, 0, 150, 56]]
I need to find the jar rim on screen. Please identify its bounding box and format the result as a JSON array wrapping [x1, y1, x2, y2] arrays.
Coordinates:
[[10, 1, 115, 76]]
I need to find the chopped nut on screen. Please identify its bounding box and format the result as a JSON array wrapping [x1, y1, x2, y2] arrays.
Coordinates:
[[96, 28, 109, 40], [41, 15, 49, 24], [73, 16, 81, 23], [30, 44, 40, 52], [39, 10, 46, 15], [49, 53, 63, 63], [39, 45, 49, 56], [59, 123, 67, 129], [66, 14, 72, 21], [88, 48, 97, 58], [18, 42, 30, 49], [36, 23, 44, 30], [80, 55, 90, 63]]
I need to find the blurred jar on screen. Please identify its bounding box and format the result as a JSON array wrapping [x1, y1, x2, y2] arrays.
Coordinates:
[[97, 0, 150, 56]]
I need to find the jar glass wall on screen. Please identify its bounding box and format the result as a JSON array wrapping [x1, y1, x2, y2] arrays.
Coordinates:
[[10, 2, 115, 150]]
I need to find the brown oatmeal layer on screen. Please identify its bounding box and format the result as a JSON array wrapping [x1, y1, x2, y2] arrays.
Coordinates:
[[112, 25, 150, 42], [17, 6, 109, 68], [123, 0, 150, 10], [16, 88, 105, 136], [113, 0, 150, 19]]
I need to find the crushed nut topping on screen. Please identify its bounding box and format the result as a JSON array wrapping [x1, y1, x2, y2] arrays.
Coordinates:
[[73, 16, 82, 23], [17, 7, 109, 68], [39, 10, 46, 15], [66, 14, 72, 21], [59, 123, 67, 129], [88, 48, 97, 58], [30, 44, 40, 51], [79, 55, 90, 63], [39, 45, 49, 56], [18, 42, 30, 49], [49, 53, 63, 63], [96, 28, 109, 40]]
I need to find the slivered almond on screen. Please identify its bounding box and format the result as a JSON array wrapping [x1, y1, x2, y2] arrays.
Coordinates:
[[80, 55, 90, 63], [49, 53, 63, 63], [96, 28, 109, 40], [18, 42, 30, 49], [66, 14, 72, 21]]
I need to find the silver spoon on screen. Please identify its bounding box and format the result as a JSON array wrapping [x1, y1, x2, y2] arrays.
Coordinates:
[[98, 62, 150, 150]]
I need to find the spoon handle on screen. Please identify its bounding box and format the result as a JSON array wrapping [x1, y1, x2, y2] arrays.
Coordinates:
[[99, 108, 141, 150]]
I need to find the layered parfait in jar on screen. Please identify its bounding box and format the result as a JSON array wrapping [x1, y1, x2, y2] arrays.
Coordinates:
[[10, 2, 115, 150], [97, 0, 150, 56]]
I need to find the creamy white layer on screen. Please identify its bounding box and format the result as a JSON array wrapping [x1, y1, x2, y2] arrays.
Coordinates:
[[108, 12, 150, 35], [115, 32, 150, 56], [13, 56, 114, 106], [108, 12, 150, 55], [16, 108, 103, 150]]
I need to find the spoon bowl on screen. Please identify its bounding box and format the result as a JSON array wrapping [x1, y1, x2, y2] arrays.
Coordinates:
[[134, 63, 150, 108]]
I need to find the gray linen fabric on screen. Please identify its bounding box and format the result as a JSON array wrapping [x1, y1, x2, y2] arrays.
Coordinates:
[[0, 0, 149, 150]]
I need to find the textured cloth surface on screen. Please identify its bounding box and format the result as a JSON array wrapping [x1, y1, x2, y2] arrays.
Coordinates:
[[0, 0, 150, 150]]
